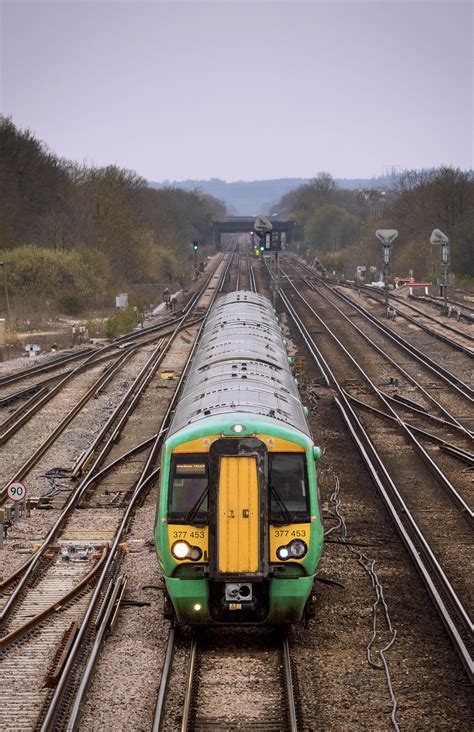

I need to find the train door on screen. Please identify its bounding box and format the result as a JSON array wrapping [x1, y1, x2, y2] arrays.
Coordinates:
[[217, 456, 259, 573], [208, 438, 267, 580]]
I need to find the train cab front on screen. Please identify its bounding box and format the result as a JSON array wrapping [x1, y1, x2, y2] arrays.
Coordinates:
[[158, 426, 323, 625]]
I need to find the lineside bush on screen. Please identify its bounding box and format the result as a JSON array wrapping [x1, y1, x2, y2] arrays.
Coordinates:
[[105, 307, 139, 338]]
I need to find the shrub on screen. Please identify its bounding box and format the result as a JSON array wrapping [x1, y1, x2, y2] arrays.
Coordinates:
[[105, 307, 139, 338]]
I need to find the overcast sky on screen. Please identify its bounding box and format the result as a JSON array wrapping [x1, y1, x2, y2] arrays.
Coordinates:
[[1, 0, 472, 181]]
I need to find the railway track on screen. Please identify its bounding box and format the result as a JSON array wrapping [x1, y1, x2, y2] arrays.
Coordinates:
[[286, 262, 474, 426], [0, 253, 234, 731], [271, 262, 473, 681], [0, 265, 219, 411], [153, 627, 299, 731], [233, 243, 256, 293], [411, 291, 474, 322], [0, 255, 233, 508], [291, 257, 473, 353]]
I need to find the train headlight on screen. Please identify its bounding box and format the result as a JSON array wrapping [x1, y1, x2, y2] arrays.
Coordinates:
[[189, 546, 203, 561], [231, 424, 245, 433], [171, 541, 191, 559], [276, 540, 307, 561], [171, 541, 203, 562], [276, 545, 290, 560], [289, 539, 307, 558]]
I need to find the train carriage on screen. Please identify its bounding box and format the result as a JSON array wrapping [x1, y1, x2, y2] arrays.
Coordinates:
[[155, 291, 324, 624]]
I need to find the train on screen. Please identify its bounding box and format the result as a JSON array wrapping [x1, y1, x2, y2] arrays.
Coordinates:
[[155, 291, 324, 624]]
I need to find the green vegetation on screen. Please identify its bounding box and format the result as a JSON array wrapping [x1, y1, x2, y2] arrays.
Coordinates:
[[0, 116, 226, 315], [273, 168, 474, 282], [105, 307, 140, 338]]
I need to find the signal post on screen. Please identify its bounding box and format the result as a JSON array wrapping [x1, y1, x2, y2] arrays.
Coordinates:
[[254, 216, 282, 308]]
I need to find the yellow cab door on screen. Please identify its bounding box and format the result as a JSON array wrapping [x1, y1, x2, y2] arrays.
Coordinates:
[[217, 456, 260, 573]]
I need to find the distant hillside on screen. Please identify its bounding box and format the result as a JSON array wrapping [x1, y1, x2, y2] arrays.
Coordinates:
[[149, 176, 398, 215]]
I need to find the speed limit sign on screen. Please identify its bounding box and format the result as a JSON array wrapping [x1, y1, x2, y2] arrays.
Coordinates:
[[7, 482, 28, 502]]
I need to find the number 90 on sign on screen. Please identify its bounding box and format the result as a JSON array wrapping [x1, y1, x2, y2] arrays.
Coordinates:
[[7, 482, 28, 502]]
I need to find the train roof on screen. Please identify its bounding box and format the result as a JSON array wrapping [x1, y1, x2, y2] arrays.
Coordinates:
[[167, 291, 310, 438]]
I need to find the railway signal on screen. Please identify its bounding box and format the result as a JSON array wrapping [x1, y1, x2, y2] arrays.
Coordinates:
[[192, 240, 199, 276], [255, 216, 283, 305], [375, 229, 398, 317], [430, 229, 450, 312]]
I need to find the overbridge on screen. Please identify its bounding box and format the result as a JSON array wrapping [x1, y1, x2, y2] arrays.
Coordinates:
[[212, 216, 296, 249]]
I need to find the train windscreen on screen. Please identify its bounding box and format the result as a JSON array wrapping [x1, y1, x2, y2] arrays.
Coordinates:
[[169, 457, 209, 523], [268, 453, 309, 523]]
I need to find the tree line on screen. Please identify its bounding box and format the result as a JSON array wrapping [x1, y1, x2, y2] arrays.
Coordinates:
[[273, 169, 474, 283], [0, 116, 226, 313]]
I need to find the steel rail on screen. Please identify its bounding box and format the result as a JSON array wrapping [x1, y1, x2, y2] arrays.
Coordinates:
[[0, 313, 203, 410], [335, 395, 473, 682], [38, 465, 161, 732], [152, 627, 177, 732], [0, 428, 162, 625], [411, 292, 474, 317], [0, 347, 96, 387], [0, 385, 48, 431], [295, 264, 474, 399], [282, 630, 298, 732], [39, 252, 234, 731], [236, 246, 241, 290], [293, 257, 474, 347], [0, 314, 203, 445], [0, 310, 196, 618], [248, 252, 257, 292], [65, 573, 128, 730], [0, 347, 133, 408], [291, 261, 473, 401], [319, 278, 474, 364], [277, 285, 473, 679], [0, 433, 159, 598], [71, 335, 171, 483], [0, 313, 207, 504], [345, 391, 474, 464], [0, 254, 232, 624], [0, 346, 137, 445], [365, 285, 473, 347], [170, 629, 297, 732], [0, 251, 224, 393], [283, 269, 472, 435], [278, 283, 472, 519], [381, 392, 471, 435], [0, 382, 43, 407], [0, 341, 160, 506], [181, 632, 198, 732], [0, 548, 108, 653]]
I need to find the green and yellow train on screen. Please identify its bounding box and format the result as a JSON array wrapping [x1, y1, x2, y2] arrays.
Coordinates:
[[155, 291, 324, 624]]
